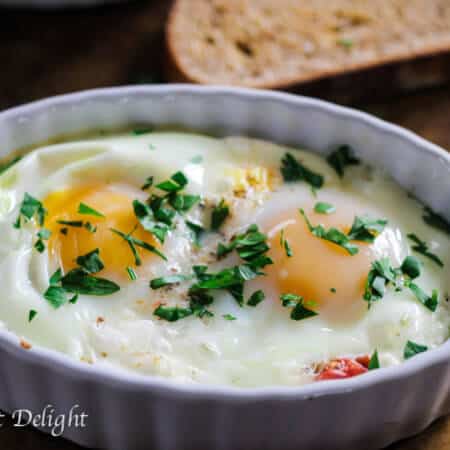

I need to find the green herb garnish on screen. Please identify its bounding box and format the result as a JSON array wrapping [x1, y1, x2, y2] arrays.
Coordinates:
[[223, 314, 236, 321], [186, 220, 204, 246], [422, 207, 450, 236], [280, 293, 318, 321], [43, 249, 120, 308], [280, 229, 293, 257], [364, 256, 439, 312], [156, 171, 188, 192], [368, 350, 380, 370], [400, 255, 421, 279], [404, 340, 428, 359], [141, 176, 154, 191], [327, 145, 360, 177], [150, 274, 192, 289], [299, 208, 359, 255], [76, 248, 104, 274], [126, 267, 137, 281], [34, 228, 51, 253], [0, 156, 22, 175], [154, 305, 194, 322], [110, 227, 167, 265], [211, 199, 229, 231], [347, 216, 387, 243], [407, 284, 439, 312], [247, 290, 265, 306], [78, 203, 105, 218], [56, 219, 96, 233], [363, 258, 400, 307], [56, 220, 83, 227], [28, 310, 38, 323], [15, 193, 47, 228], [407, 234, 444, 267], [132, 127, 152, 135], [280, 153, 324, 189], [314, 202, 336, 214], [133, 199, 170, 243], [60, 269, 120, 296]]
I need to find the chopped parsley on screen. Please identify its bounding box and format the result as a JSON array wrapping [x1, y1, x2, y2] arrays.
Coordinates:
[[76, 248, 104, 274], [217, 224, 273, 269], [141, 176, 154, 191], [314, 202, 336, 214], [56, 219, 97, 233], [186, 220, 204, 246], [110, 227, 167, 265], [404, 340, 428, 359], [364, 256, 439, 312], [422, 207, 450, 236], [134, 171, 200, 244], [247, 290, 265, 307], [407, 234, 443, 267], [363, 258, 400, 307], [280, 293, 318, 321], [368, 350, 380, 370], [56, 220, 83, 227], [28, 310, 38, 323], [150, 274, 192, 289], [43, 249, 119, 308], [0, 156, 22, 175], [126, 267, 137, 281], [154, 305, 194, 322], [35, 228, 51, 253], [279, 229, 293, 257], [326, 145, 360, 177], [15, 193, 47, 229], [400, 255, 421, 279], [223, 314, 236, 321], [330, 287, 337, 293], [154, 225, 272, 321], [299, 208, 359, 255], [132, 127, 152, 135], [78, 202, 105, 218], [211, 199, 229, 231], [280, 153, 324, 189], [133, 199, 171, 243], [407, 284, 439, 312], [347, 216, 387, 243]]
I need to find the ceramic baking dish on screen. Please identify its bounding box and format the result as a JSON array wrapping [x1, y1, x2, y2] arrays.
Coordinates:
[[0, 85, 448, 450]]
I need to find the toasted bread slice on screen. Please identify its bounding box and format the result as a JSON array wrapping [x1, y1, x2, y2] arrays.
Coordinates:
[[166, 0, 450, 88]]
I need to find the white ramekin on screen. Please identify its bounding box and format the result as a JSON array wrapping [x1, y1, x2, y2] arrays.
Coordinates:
[[0, 85, 448, 450]]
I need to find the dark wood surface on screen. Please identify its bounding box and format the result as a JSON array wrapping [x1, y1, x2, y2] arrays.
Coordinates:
[[0, 1, 449, 448]]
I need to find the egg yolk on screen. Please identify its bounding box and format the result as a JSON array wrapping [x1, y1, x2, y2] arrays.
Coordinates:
[[265, 207, 376, 321], [43, 185, 158, 278]]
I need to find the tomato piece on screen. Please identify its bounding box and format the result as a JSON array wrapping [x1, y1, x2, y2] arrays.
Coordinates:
[[316, 357, 369, 381]]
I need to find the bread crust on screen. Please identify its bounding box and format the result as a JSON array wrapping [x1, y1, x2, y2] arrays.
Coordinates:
[[166, 0, 450, 89]]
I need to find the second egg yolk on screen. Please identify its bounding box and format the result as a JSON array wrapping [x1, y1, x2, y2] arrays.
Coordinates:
[[265, 207, 376, 322]]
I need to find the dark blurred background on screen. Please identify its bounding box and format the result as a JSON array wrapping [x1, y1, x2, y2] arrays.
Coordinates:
[[0, 0, 449, 448]]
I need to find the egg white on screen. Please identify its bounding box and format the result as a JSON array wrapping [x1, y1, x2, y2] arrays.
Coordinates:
[[0, 131, 448, 387]]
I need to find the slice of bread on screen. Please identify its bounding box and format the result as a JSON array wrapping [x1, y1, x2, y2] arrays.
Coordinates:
[[166, 0, 450, 88]]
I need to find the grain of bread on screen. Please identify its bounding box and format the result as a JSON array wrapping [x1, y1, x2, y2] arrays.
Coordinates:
[[166, 0, 450, 88]]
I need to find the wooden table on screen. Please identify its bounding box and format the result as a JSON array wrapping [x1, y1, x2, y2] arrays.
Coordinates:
[[0, 1, 449, 448]]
